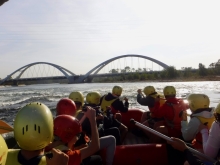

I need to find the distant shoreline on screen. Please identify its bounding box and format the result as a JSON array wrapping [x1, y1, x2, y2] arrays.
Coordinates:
[[1, 75, 220, 87], [94, 75, 220, 83]]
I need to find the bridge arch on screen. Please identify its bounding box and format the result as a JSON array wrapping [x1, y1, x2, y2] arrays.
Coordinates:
[[76, 54, 169, 83], [0, 62, 76, 85]]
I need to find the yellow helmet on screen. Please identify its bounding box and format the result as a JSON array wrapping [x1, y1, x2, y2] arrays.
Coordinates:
[[14, 102, 53, 151], [143, 86, 156, 96], [0, 135, 8, 165], [187, 94, 210, 111], [163, 86, 176, 96], [69, 91, 84, 105], [214, 103, 220, 114], [112, 86, 123, 96], [86, 92, 101, 105]]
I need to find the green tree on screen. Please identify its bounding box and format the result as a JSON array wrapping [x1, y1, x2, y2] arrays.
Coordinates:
[[140, 74, 147, 80], [166, 66, 178, 79], [109, 69, 118, 73], [214, 60, 220, 74], [133, 73, 140, 79], [182, 67, 192, 77], [136, 68, 142, 72], [198, 63, 207, 76], [121, 69, 126, 73], [124, 66, 131, 72]]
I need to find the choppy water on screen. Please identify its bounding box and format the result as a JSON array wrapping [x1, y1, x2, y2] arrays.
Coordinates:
[[1, 81, 220, 125]]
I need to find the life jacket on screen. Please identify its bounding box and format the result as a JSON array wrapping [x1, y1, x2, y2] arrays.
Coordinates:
[[191, 108, 215, 147], [165, 99, 188, 129], [149, 93, 166, 118], [191, 108, 215, 129], [100, 95, 117, 115], [6, 149, 47, 165]]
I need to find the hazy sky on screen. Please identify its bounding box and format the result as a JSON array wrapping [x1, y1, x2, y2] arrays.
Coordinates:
[[0, 0, 220, 78]]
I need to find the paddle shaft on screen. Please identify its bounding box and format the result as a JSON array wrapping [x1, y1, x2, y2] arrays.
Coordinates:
[[132, 120, 216, 163]]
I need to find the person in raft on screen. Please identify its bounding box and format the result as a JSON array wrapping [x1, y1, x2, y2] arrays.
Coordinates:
[[153, 86, 189, 142], [47, 106, 100, 165], [71, 91, 121, 145], [86, 91, 127, 144], [181, 94, 215, 152], [0, 119, 14, 165], [99, 85, 129, 122], [5, 102, 69, 165], [56, 97, 91, 149], [58, 93, 116, 165], [0, 132, 9, 165], [200, 102, 220, 159], [136, 86, 165, 128], [167, 137, 219, 165]]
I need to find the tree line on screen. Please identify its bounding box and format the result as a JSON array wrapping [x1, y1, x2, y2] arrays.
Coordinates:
[[93, 59, 220, 82]]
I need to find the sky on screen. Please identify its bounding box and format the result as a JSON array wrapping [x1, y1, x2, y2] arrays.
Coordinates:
[[0, 0, 220, 78]]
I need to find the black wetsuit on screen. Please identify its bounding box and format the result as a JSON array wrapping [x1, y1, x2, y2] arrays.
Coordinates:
[[136, 93, 155, 108]]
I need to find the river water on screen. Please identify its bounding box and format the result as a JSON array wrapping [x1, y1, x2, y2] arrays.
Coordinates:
[[0, 81, 220, 125]]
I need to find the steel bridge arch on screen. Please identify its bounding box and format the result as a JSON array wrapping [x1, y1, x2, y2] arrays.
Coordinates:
[[76, 54, 169, 83], [0, 62, 76, 85]]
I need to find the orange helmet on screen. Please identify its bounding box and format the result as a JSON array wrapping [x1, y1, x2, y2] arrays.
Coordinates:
[[54, 115, 82, 143], [56, 98, 77, 116]]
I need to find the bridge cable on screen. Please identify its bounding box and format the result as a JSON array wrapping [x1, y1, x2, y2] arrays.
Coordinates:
[[38, 65, 41, 77], [32, 66, 35, 78], [152, 61, 153, 71]]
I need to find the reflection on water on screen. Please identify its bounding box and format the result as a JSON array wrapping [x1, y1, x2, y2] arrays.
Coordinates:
[[0, 81, 220, 125]]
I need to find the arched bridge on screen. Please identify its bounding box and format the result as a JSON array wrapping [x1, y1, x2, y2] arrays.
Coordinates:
[[0, 55, 169, 85], [0, 62, 76, 85], [75, 54, 169, 83]]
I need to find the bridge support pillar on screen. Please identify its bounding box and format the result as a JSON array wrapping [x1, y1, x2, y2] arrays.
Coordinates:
[[13, 80, 18, 86]]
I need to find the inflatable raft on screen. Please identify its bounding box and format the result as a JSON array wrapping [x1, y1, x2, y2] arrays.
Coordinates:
[[2, 108, 169, 165], [100, 108, 169, 165]]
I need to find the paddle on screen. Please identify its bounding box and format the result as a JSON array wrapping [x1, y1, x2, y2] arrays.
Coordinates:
[[0, 120, 14, 134], [130, 119, 216, 163]]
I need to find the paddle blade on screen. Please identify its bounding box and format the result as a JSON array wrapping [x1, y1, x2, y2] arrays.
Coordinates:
[[0, 120, 14, 134]]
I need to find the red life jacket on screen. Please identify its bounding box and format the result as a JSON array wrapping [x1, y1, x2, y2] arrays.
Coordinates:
[[165, 99, 188, 129], [149, 94, 166, 118], [192, 133, 203, 152]]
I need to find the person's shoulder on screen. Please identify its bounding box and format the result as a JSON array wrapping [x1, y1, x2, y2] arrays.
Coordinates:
[[188, 117, 201, 125], [6, 149, 21, 164], [7, 149, 20, 155], [211, 121, 220, 130]]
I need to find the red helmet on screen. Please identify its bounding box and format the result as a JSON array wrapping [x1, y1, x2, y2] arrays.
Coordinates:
[[54, 115, 82, 143], [56, 98, 77, 116]]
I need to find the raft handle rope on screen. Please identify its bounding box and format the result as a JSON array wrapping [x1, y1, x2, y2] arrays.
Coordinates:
[[130, 119, 216, 163]]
